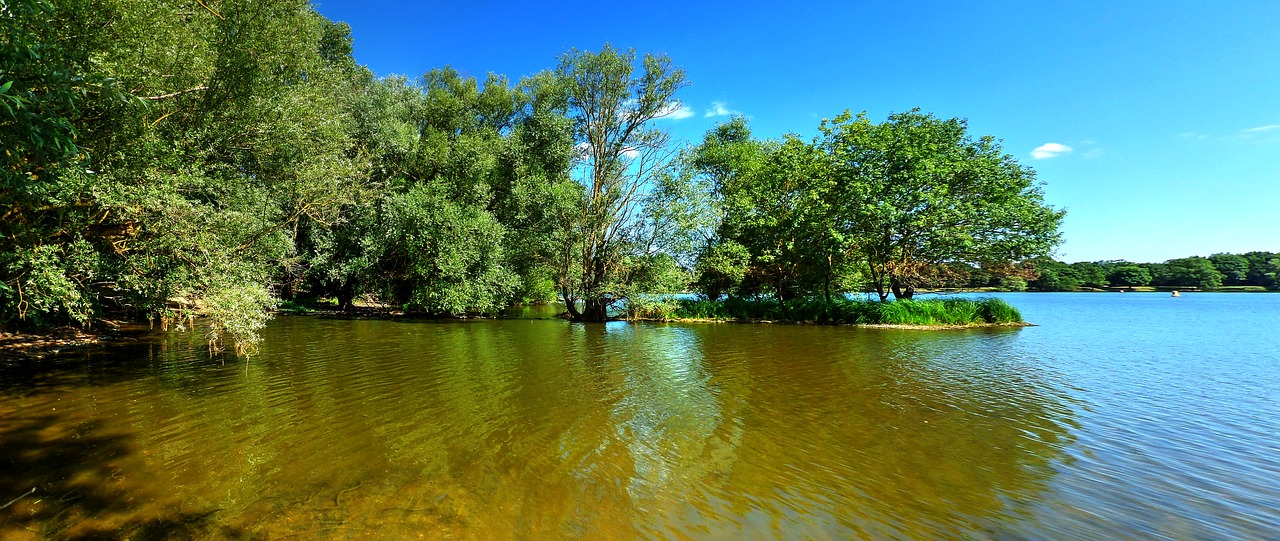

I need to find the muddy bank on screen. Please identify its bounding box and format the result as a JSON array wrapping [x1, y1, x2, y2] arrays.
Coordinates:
[[0, 327, 104, 361]]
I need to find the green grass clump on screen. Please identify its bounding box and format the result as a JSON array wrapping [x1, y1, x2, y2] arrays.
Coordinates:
[[975, 297, 1022, 324], [667, 296, 1024, 326], [625, 297, 683, 320]]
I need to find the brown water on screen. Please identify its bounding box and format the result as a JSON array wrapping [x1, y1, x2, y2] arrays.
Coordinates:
[[2, 293, 1278, 539]]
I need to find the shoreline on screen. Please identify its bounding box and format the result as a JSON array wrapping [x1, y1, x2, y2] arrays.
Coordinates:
[[1, 327, 107, 361], [626, 317, 1034, 329]]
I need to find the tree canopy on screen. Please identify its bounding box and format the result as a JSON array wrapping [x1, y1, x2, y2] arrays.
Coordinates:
[[682, 113, 1064, 303], [820, 110, 1064, 300]]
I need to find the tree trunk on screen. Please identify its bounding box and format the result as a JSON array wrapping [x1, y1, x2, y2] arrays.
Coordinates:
[[562, 287, 582, 320], [891, 279, 915, 300], [335, 280, 355, 311], [823, 255, 833, 304], [869, 263, 889, 301], [577, 297, 609, 322]]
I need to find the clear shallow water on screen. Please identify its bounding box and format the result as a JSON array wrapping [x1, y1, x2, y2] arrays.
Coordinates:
[[0, 293, 1277, 539]]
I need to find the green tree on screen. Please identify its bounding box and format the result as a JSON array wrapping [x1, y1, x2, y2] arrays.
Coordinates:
[[719, 135, 838, 301], [1, 0, 365, 354], [1107, 265, 1151, 287], [1068, 262, 1110, 289], [821, 109, 1064, 300], [1162, 257, 1224, 289], [553, 45, 688, 321], [1242, 251, 1279, 289], [684, 117, 769, 299], [1027, 259, 1078, 291], [299, 67, 577, 314], [375, 184, 516, 314], [1208, 253, 1250, 285]]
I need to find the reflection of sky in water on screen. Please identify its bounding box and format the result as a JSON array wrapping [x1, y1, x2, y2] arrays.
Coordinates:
[[611, 325, 721, 500]]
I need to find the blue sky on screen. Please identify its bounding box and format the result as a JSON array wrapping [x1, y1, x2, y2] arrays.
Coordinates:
[[311, 1, 1280, 263]]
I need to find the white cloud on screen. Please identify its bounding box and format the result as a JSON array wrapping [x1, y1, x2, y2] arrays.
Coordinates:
[[704, 100, 739, 118], [620, 147, 639, 160], [656, 101, 695, 120], [1031, 143, 1073, 160], [1242, 124, 1280, 133]]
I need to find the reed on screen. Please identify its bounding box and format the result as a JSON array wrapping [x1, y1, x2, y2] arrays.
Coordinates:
[[663, 296, 1023, 326]]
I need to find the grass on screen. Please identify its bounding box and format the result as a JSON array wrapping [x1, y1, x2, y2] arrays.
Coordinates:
[[646, 296, 1024, 326]]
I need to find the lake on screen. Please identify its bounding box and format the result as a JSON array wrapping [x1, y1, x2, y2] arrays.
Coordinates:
[[1, 293, 1278, 539]]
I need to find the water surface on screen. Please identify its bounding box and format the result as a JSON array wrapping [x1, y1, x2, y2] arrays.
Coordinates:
[[1, 293, 1277, 539]]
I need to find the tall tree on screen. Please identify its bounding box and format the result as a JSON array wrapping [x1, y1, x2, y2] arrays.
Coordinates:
[[554, 45, 688, 321], [821, 109, 1064, 300]]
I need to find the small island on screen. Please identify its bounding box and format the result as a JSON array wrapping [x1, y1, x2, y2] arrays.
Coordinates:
[[626, 297, 1028, 328]]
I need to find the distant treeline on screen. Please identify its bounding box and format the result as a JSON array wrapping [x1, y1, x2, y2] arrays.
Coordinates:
[[940, 253, 1280, 291]]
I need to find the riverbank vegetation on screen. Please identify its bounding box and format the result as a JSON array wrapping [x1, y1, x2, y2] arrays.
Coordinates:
[[3, 0, 1063, 353], [629, 297, 1024, 326]]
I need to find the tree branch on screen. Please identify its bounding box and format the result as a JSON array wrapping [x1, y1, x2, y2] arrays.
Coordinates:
[[143, 86, 208, 101], [196, 0, 225, 20]]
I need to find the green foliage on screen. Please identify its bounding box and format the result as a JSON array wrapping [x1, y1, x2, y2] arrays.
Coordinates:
[[686, 113, 1059, 303], [997, 276, 1028, 292], [0, 241, 100, 326], [1159, 257, 1224, 289], [1209, 253, 1250, 285], [0, 0, 362, 354], [0, 0, 132, 171], [203, 281, 278, 356], [377, 184, 517, 315], [625, 296, 684, 320], [820, 109, 1065, 300], [693, 240, 751, 299], [628, 253, 691, 295], [975, 298, 1023, 324], [1026, 253, 1279, 291], [553, 44, 691, 321], [1107, 265, 1151, 287], [1242, 252, 1280, 290], [665, 296, 1023, 325], [1068, 262, 1110, 288]]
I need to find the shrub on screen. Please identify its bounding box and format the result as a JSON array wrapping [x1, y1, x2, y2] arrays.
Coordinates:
[[625, 296, 683, 320], [976, 297, 1022, 324]]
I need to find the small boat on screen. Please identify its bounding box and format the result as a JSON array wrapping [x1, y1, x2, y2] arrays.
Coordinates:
[[1171, 290, 1180, 297]]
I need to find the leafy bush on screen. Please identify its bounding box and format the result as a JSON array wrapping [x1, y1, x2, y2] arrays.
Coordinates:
[[1, 241, 101, 328], [625, 296, 683, 320], [203, 282, 279, 356]]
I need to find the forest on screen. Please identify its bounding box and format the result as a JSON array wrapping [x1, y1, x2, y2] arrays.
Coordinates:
[[1021, 253, 1280, 291], [2, 0, 1065, 353]]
